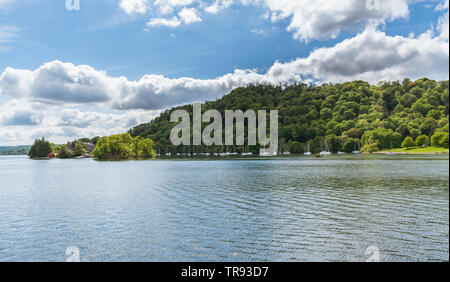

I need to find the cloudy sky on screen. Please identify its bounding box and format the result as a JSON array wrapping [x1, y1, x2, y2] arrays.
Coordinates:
[[0, 0, 448, 145]]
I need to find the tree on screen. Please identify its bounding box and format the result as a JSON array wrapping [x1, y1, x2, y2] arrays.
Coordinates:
[[287, 141, 303, 154], [381, 90, 397, 113], [415, 135, 429, 147], [361, 143, 380, 153], [342, 138, 357, 153], [57, 145, 72, 159], [93, 133, 155, 160], [126, 79, 448, 154], [440, 133, 449, 148], [401, 136, 415, 149], [431, 131, 447, 147], [28, 138, 52, 158], [73, 140, 86, 157]]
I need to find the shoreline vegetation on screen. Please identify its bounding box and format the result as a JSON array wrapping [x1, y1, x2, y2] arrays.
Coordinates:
[[5, 78, 449, 160], [129, 78, 449, 156], [0, 145, 31, 156], [27, 134, 156, 160], [377, 146, 449, 154]]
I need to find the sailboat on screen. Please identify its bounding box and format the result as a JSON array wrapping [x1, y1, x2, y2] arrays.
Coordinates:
[[320, 139, 332, 155], [304, 141, 312, 156], [387, 141, 395, 155], [219, 145, 231, 157], [352, 140, 362, 154], [241, 145, 253, 156], [283, 144, 291, 155]]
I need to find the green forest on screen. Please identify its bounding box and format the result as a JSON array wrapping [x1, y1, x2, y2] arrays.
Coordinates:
[[128, 78, 449, 154], [0, 145, 31, 155]]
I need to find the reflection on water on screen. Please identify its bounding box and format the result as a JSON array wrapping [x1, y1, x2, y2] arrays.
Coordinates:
[[0, 154, 448, 262]]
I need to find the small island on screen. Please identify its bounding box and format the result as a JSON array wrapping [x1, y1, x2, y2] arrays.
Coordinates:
[[27, 133, 156, 161]]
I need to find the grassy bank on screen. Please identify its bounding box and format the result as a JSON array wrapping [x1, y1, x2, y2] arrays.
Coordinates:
[[378, 146, 449, 154]]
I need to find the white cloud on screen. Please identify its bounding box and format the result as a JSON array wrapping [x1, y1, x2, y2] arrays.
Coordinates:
[[437, 10, 449, 40], [153, 0, 197, 7], [248, 0, 410, 41], [178, 7, 202, 24], [204, 0, 233, 14], [436, 0, 449, 11], [0, 98, 161, 145], [118, 0, 149, 15], [0, 61, 115, 103], [1, 22, 447, 113], [118, 0, 416, 40], [147, 16, 182, 27], [265, 27, 448, 82]]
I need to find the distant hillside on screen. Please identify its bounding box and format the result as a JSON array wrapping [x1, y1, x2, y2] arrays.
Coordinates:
[[0, 145, 31, 155], [129, 78, 449, 154]]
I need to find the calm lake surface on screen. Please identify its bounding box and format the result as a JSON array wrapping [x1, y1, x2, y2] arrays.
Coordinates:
[[0, 154, 448, 262]]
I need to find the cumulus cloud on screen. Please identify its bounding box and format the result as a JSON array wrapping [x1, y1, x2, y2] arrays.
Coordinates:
[[118, 0, 415, 41], [146, 7, 202, 27], [58, 109, 101, 128], [118, 0, 149, 14], [0, 98, 161, 145], [178, 7, 202, 24], [0, 61, 115, 103], [437, 10, 449, 40], [204, 0, 233, 14], [1, 22, 448, 113], [266, 27, 449, 82], [1, 111, 41, 126], [247, 0, 410, 41]]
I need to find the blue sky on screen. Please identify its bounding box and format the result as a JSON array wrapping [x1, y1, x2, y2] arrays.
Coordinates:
[[0, 0, 449, 145]]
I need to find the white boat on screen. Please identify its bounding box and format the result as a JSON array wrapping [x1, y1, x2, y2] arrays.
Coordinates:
[[241, 146, 253, 156], [320, 139, 332, 155], [386, 141, 395, 155], [352, 140, 362, 154], [260, 151, 277, 157], [282, 144, 291, 155], [337, 151, 346, 155], [304, 141, 312, 155]]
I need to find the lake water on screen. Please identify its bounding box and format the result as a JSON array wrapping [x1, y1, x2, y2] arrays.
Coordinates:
[[0, 154, 448, 262]]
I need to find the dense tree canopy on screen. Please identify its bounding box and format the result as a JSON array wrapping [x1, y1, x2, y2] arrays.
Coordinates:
[[92, 133, 156, 160], [28, 138, 52, 158], [129, 78, 449, 154]]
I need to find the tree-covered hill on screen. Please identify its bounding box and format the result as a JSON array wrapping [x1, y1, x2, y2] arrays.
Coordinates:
[[128, 78, 449, 154], [0, 145, 32, 155]]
